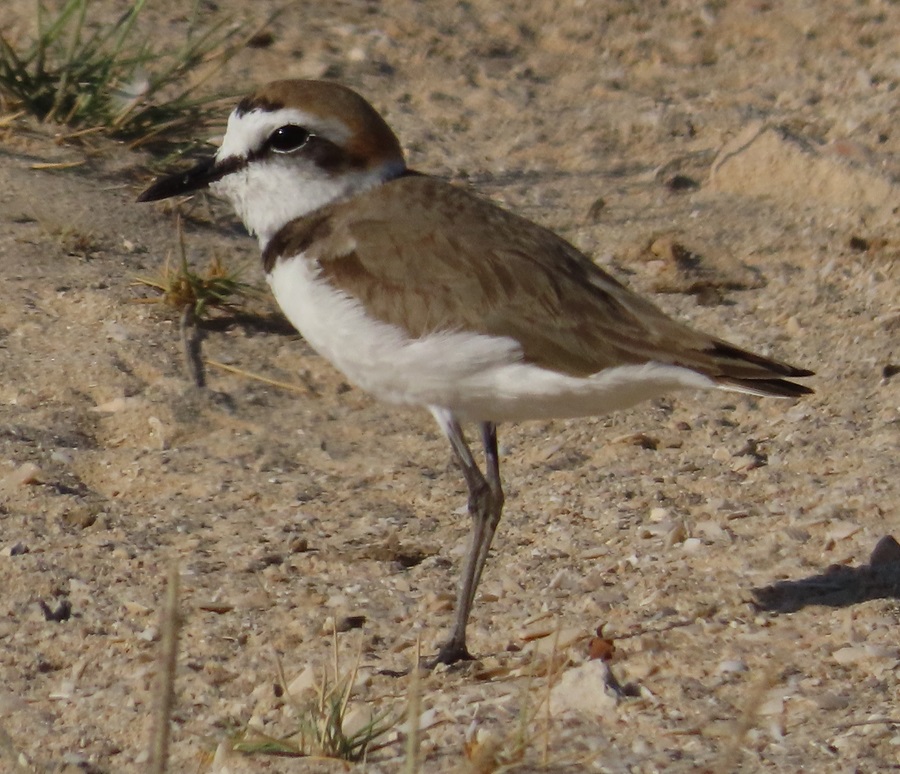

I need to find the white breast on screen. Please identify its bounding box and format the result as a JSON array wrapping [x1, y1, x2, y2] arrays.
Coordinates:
[[267, 254, 716, 423]]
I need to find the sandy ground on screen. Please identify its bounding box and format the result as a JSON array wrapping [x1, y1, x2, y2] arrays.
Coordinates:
[[0, 1, 898, 771]]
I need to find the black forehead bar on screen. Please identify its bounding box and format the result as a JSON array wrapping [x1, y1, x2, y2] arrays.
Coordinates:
[[236, 94, 285, 117]]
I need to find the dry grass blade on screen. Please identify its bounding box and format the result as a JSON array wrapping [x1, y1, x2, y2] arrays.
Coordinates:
[[713, 667, 778, 774], [462, 628, 578, 774], [0, 723, 32, 771], [0, 110, 26, 128], [148, 561, 182, 774], [403, 639, 422, 774], [29, 160, 85, 170], [205, 360, 312, 396]]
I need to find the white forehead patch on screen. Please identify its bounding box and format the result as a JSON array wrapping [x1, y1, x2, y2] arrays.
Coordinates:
[[216, 107, 352, 161]]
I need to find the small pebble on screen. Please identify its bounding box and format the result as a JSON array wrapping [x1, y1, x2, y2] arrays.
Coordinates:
[[137, 625, 159, 642], [682, 537, 703, 553], [334, 614, 366, 632], [91, 396, 141, 413], [147, 416, 167, 450], [759, 694, 785, 716], [547, 569, 576, 590], [826, 521, 861, 542], [817, 691, 851, 710], [712, 447, 731, 463], [286, 665, 317, 699], [50, 450, 73, 465], [3, 462, 41, 487], [341, 704, 379, 738], [104, 322, 130, 342], [664, 521, 687, 548], [832, 646, 868, 665], [289, 536, 309, 553], [648, 507, 670, 522], [11, 391, 40, 408], [549, 660, 619, 717], [49, 681, 76, 700]]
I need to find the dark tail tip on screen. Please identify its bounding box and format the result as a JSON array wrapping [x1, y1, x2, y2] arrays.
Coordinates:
[[720, 376, 814, 398], [706, 341, 814, 398]]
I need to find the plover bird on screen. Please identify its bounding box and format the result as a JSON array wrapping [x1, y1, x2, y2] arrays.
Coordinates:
[[140, 80, 813, 665]]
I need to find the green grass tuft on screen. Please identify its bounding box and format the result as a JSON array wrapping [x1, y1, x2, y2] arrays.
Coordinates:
[[133, 217, 259, 321], [231, 642, 401, 763], [133, 251, 258, 321], [0, 0, 267, 151]]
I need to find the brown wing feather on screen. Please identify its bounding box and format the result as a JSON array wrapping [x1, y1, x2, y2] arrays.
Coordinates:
[[265, 175, 813, 396]]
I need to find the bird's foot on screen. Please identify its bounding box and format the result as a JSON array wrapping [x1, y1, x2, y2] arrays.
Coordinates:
[[428, 641, 475, 668]]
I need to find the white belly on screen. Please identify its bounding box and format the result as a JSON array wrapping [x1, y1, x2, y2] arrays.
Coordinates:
[[267, 256, 715, 423]]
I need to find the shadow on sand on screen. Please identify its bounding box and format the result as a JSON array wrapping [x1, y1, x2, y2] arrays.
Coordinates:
[[752, 535, 900, 613]]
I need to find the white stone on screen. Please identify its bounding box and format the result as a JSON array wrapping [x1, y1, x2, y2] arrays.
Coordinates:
[[549, 660, 619, 717]]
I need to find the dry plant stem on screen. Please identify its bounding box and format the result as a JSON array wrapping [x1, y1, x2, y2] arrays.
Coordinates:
[[540, 626, 563, 767], [0, 723, 30, 771], [29, 160, 85, 170], [272, 648, 289, 696], [835, 718, 900, 730], [0, 110, 25, 127], [175, 218, 206, 387], [181, 304, 206, 388], [404, 639, 422, 774], [331, 631, 363, 738], [148, 561, 182, 774], [713, 667, 777, 774]]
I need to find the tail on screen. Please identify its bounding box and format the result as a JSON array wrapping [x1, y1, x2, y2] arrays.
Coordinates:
[[706, 341, 814, 398]]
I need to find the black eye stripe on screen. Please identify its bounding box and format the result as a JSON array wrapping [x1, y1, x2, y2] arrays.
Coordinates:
[[251, 126, 364, 174], [268, 124, 312, 153]]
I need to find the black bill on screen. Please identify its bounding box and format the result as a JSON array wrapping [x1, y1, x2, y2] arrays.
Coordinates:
[[137, 155, 243, 202]]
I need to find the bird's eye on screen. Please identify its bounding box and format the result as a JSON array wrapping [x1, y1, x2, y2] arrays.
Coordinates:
[[268, 125, 311, 153]]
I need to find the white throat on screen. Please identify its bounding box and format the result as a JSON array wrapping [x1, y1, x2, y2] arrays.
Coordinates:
[[209, 106, 405, 248], [210, 159, 401, 248]]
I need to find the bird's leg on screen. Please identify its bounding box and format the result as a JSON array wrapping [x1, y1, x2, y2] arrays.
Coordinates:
[[430, 409, 504, 665], [481, 421, 503, 503], [464, 422, 504, 606]]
